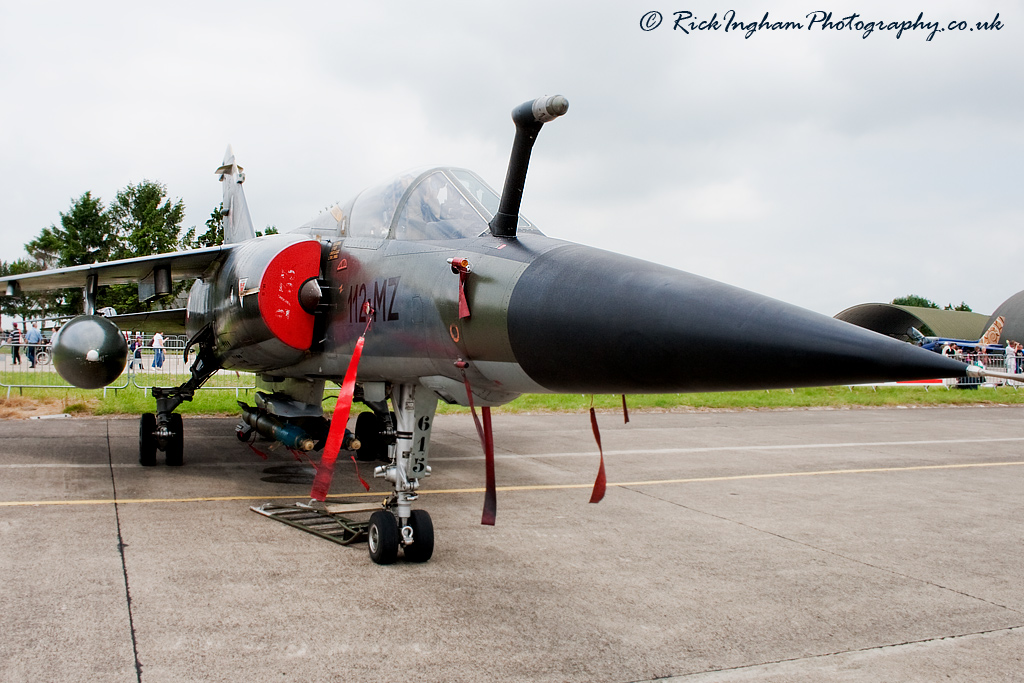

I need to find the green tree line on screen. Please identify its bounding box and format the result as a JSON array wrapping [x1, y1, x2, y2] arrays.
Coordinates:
[[891, 295, 973, 312]]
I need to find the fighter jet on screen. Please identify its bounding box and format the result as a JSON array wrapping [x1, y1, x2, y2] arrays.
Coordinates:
[[908, 316, 1006, 354], [0, 95, 1000, 563]]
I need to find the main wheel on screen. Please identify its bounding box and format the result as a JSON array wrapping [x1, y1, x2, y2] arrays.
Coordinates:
[[354, 412, 384, 462], [367, 510, 399, 565], [403, 509, 434, 563], [165, 413, 184, 467], [139, 413, 157, 467]]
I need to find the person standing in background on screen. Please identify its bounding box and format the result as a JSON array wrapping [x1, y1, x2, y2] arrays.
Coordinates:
[[25, 323, 41, 368], [9, 326, 21, 365], [151, 331, 165, 369]]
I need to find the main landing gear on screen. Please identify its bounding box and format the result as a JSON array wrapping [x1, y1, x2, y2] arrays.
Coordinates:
[[361, 382, 438, 564], [139, 325, 220, 467], [139, 410, 184, 467]]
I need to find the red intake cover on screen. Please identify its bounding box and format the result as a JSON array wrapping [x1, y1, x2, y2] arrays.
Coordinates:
[[258, 240, 321, 349]]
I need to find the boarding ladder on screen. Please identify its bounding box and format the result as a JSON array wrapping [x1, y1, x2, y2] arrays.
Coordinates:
[[250, 501, 384, 546]]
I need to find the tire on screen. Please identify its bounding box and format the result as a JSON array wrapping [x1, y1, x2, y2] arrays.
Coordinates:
[[165, 413, 184, 467], [354, 412, 383, 462], [403, 509, 434, 563], [367, 510, 399, 565], [139, 413, 157, 467]]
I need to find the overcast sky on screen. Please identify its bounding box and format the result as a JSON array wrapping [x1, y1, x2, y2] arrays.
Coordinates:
[[0, 0, 1020, 318]]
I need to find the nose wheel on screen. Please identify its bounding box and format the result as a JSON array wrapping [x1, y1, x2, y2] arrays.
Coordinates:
[[367, 510, 399, 564], [367, 508, 434, 565], [364, 382, 438, 564], [403, 509, 434, 563]]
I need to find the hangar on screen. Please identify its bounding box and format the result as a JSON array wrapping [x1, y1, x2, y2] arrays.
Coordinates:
[[834, 304, 991, 342]]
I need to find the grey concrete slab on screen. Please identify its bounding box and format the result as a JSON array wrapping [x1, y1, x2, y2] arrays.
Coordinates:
[[672, 628, 1024, 682], [0, 419, 118, 502], [0, 505, 137, 683], [1, 406, 1022, 682]]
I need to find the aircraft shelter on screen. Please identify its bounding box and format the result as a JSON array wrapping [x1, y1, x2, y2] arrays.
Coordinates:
[[834, 304, 991, 342]]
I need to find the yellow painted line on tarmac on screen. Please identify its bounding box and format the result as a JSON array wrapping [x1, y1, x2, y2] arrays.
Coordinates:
[[2, 460, 1023, 508]]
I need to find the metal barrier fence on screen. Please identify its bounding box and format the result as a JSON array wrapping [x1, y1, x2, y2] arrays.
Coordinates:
[[945, 351, 1021, 389], [126, 347, 256, 393], [0, 342, 255, 398]]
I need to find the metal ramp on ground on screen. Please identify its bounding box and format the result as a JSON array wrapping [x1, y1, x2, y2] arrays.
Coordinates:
[[250, 501, 383, 546]]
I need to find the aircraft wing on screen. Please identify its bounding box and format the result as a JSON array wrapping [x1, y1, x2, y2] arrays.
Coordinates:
[[106, 308, 188, 333], [0, 246, 231, 294]]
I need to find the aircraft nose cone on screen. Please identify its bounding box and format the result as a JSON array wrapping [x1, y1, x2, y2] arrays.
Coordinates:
[[506, 245, 967, 394]]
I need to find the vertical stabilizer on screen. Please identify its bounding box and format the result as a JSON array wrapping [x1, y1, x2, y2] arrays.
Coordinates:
[[979, 316, 1005, 346], [215, 146, 257, 244]]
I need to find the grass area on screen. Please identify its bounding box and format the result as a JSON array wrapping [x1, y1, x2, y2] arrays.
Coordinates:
[[2, 382, 1024, 419]]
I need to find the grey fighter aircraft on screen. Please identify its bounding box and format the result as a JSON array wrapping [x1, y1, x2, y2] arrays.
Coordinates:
[[0, 95, 999, 564]]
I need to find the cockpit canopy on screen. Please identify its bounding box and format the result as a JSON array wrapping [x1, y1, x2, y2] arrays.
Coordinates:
[[296, 167, 541, 241]]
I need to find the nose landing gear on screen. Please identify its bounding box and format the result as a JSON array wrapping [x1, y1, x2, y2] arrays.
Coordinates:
[[365, 382, 437, 564], [249, 381, 440, 564]]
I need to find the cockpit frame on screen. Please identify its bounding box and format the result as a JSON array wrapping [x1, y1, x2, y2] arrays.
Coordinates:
[[296, 167, 540, 242]]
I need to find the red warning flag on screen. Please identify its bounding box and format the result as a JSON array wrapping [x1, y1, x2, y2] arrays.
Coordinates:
[[459, 271, 471, 319], [349, 454, 370, 492], [461, 370, 496, 525], [481, 407, 496, 524], [310, 333, 367, 502], [589, 407, 607, 504]]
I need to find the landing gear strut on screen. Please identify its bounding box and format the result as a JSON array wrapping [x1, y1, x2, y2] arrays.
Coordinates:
[[354, 408, 393, 462], [138, 325, 220, 467], [364, 382, 437, 564]]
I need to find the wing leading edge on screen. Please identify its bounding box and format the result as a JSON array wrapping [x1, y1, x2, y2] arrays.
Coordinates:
[[0, 245, 230, 295]]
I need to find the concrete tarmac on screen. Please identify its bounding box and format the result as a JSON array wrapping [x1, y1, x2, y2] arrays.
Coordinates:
[[1, 406, 1022, 682]]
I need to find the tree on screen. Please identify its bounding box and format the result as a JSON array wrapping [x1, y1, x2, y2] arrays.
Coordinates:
[[102, 181, 187, 314], [944, 302, 973, 312], [181, 204, 225, 250], [24, 192, 115, 316], [891, 295, 939, 309], [108, 180, 185, 258], [20, 182, 188, 317], [0, 259, 45, 323], [26, 191, 114, 269]]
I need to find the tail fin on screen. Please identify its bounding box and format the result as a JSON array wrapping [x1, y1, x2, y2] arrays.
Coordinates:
[[979, 316, 1005, 346], [215, 146, 256, 244]]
